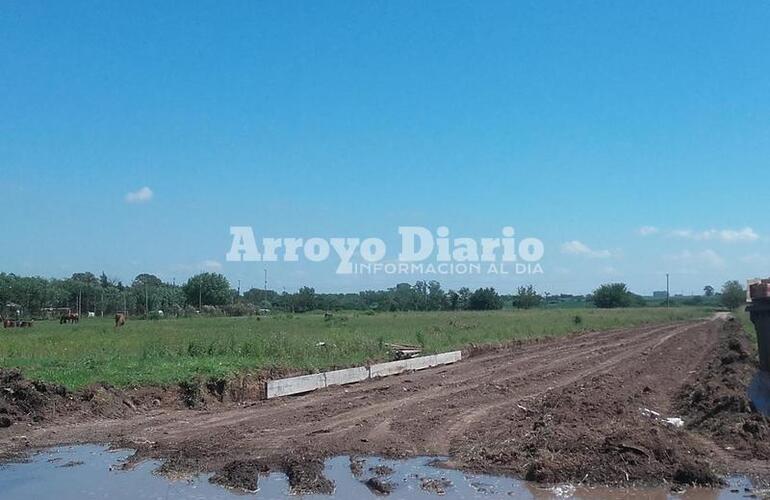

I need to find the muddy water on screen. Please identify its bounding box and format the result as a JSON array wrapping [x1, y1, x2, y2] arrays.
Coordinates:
[[749, 371, 770, 416], [0, 445, 761, 499]]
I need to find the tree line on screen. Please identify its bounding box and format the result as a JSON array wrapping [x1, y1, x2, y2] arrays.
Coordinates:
[[0, 270, 747, 319], [0, 272, 552, 317], [589, 281, 746, 310]]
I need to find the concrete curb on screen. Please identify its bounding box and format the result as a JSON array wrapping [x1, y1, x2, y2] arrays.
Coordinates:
[[324, 366, 370, 387], [266, 373, 325, 399], [369, 351, 463, 378], [265, 350, 462, 399]]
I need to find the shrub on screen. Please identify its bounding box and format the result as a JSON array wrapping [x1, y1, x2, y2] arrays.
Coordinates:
[[592, 283, 632, 309], [721, 281, 746, 310], [467, 287, 503, 310]]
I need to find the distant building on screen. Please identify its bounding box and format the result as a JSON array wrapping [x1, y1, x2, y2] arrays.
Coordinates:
[[652, 291, 668, 299]]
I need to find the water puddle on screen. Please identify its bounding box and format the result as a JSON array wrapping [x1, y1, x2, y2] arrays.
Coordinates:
[[0, 445, 762, 499]]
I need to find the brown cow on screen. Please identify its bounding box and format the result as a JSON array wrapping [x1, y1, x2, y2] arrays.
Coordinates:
[[60, 313, 79, 324], [115, 313, 126, 327]]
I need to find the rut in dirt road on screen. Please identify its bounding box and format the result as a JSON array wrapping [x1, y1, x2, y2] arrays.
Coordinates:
[[3, 317, 754, 492], [154, 321, 702, 446]]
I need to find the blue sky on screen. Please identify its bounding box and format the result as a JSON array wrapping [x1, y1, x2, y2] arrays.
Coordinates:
[[1, 1, 769, 295]]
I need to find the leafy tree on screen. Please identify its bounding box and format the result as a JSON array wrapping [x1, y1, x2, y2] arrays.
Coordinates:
[[293, 286, 317, 312], [182, 273, 231, 307], [359, 289, 391, 311], [243, 288, 280, 309], [456, 287, 472, 310], [467, 287, 503, 310], [413, 281, 429, 311], [446, 290, 460, 310], [391, 283, 416, 311], [703, 285, 715, 297], [153, 285, 186, 313], [427, 281, 447, 310], [129, 274, 172, 316], [720, 280, 746, 310], [592, 283, 632, 308], [132, 273, 163, 288], [513, 284, 542, 309], [70, 272, 99, 285]]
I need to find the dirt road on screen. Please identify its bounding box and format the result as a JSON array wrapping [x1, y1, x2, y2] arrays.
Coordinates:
[[2, 317, 768, 491]]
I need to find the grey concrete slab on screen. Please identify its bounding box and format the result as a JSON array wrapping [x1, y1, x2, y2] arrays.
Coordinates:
[[266, 372, 325, 399], [324, 366, 370, 387], [369, 359, 411, 378]]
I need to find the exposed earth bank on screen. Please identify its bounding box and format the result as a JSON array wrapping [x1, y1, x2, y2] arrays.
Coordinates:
[[1, 317, 768, 493]]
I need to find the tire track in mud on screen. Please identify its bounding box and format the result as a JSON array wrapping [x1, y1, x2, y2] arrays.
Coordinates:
[[1, 318, 724, 482], [440, 321, 708, 441], [152, 322, 681, 443]]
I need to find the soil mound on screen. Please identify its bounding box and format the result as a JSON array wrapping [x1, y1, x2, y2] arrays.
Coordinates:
[[209, 459, 266, 492], [0, 369, 276, 428], [284, 454, 334, 494], [455, 371, 721, 486], [0, 370, 68, 424], [677, 321, 770, 460]]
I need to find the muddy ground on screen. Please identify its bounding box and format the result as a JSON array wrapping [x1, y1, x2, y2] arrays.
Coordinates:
[[1, 317, 768, 493]]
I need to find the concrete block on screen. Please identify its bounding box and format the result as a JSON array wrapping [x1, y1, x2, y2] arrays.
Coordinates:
[[266, 350, 463, 399], [266, 373, 325, 399], [434, 351, 462, 365], [369, 351, 462, 378], [369, 359, 411, 378], [403, 355, 437, 371], [324, 366, 370, 387]]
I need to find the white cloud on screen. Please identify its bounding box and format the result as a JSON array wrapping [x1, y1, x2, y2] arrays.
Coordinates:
[[125, 186, 153, 204], [669, 227, 758, 243], [560, 240, 612, 258], [201, 260, 223, 271], [637, 226, 659, 236], [664, 249, 725, 270]]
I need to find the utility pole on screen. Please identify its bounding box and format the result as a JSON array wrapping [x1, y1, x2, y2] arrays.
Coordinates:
[[666, 273, 670, 308], [145, 285, 149, 319], [199, 282, 202, 311], [237, 279, 241, 296]]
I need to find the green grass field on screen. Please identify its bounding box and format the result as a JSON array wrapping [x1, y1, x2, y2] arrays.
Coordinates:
[[0, 307, 712, 389], [736, 305, 757, 343]]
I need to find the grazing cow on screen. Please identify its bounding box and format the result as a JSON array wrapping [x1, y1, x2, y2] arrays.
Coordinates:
[[60, 313, 79, 324], [115, 313, 126, 327], [3, 319, 15, 328]]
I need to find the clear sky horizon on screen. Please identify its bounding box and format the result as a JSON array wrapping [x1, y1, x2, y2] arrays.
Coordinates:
[[2, 1, 769, 295]]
